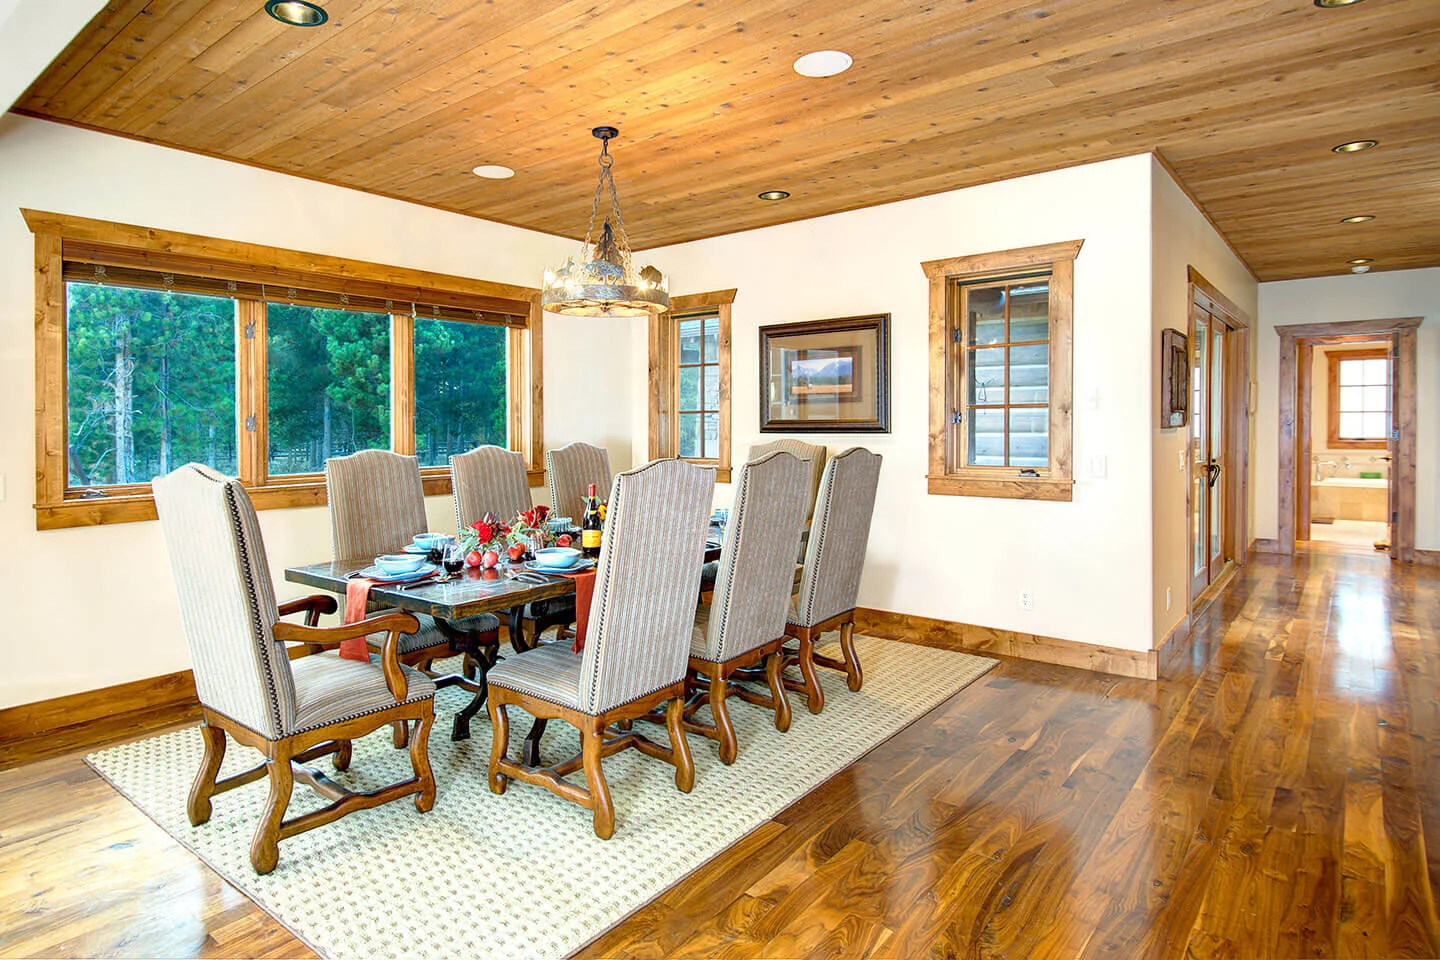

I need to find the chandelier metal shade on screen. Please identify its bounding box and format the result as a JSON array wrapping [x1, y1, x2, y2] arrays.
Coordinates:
[[542, 126, 669, 318]]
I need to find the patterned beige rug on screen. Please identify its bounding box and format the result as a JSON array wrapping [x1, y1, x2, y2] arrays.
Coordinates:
[[87, 635, 994, 960]]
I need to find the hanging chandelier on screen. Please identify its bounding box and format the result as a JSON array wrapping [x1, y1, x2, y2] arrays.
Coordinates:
[[542, 126, 669, 318]]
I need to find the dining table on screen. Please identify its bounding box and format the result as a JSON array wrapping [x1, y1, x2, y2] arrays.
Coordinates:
[[284, 535, 722, 766]]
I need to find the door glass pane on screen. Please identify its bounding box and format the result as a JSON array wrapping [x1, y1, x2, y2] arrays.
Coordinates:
[[1192, 318, 1208, 463], [1193, 476, 1205, 576], [268, 304, 390, 476], [968, 408, 1004, 466], [678, 318, 702, 364], [65, 283, 238, 486], [678, 412, 701, 458], [967, 286, 1006, 345], [1008, 408, 1048, 467], [1009, 343, 1049, 403], [1210, 327, 1224, 557], [413, 318, 507, 467], [1008, 280, 1050, 343], [1339, 385, 1364, 412], [970, 347, 1006, 404]]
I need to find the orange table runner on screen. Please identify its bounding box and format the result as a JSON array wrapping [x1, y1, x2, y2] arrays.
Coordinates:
[[340, 578, 375, 661], [560, 569, 597, 652]]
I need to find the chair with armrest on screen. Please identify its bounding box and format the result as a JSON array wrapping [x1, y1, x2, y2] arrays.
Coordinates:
[[783, 447, 883, 714], [485, 458, 715, 838], [153, 464, 437, 875], [642, 450, 809, 764], [327, 450, 498, 738]]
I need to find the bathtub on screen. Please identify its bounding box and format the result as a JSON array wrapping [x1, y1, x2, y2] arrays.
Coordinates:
[[1313, 476, 1388, 522]]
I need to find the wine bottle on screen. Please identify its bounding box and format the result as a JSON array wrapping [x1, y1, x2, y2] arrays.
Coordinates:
[[581, 482, 602, 558]]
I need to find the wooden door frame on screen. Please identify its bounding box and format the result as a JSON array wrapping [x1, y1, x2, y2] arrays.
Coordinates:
[[1186, 269, 1251, 612], [1276, 317, 1419, 562]]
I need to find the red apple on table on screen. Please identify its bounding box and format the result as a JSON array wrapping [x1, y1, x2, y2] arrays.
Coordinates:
[[507, 543, 526, 562], [481, 550, 499, 569], [465, 550, 483, 568], [556, 534, 573, 547]]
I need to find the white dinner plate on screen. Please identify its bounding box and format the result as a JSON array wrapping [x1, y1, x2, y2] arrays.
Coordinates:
[[355, 563, 437, 583]]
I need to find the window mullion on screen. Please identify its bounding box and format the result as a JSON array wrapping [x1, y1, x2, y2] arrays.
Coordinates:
[[391, 311, 416, 456], [237, 298, 268, 487]]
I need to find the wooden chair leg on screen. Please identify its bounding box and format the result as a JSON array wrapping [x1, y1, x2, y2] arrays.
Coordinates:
[[839, 621, 863, 691], [409, 710, 436, 813], [765, 650, 793, 733], [487, 699, 510, 795], [187, 722, 226, 826], [666, 697, 695, 793], [250, 750, 294, 875], [709, 674, 738, 765], [582, 727, 615, 839], [333, 739, 352, 771], [391, 720, 410, 749], [797, 635, 825, 714]]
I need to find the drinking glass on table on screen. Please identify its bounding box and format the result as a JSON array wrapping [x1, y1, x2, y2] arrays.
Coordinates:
[[442, 542, 465, 577]]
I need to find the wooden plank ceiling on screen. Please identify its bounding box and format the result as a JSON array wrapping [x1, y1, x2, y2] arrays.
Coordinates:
[[13, 0, 1439, 281]]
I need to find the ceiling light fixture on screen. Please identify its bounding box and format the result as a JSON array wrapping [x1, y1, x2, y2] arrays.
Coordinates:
[[1314, 0, 1365, 7], [1332, 139, 1377, 153], [541, 127, 669, 318], [793, 50, 853, 78], [1340, 215, 1375, 223], [1347, 258, 1373, 265], [472, 164, 515, 179], [265, 0, 327, 26], [1351, 264, 1371, 274], [758, 190, 791, 201]]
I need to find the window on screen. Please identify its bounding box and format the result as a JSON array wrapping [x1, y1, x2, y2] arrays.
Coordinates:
[[648, 290, 735, 482], [267, 304, 392, 475], [1327, 348, 1390, 449], [923, 240, 1081, 501], [66, 283, 237, 488], [29, 209, 544, 529]]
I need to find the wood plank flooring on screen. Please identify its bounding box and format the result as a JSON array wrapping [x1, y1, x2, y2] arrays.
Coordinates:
[[0, 550, 1435, 958]]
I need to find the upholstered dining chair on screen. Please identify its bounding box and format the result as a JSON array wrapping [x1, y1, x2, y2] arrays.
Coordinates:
[[486, 458, 715, 839], [747, 438, 828, 524], [451, 445, 573, 647], [782, 446, 883, 714], [153, 464, 437, 875], [546, 441, 612, 519], [327, 450, 498, 739], [666, 450, 811, 765]]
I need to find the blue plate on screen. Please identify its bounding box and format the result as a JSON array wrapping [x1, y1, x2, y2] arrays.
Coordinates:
[[526, 559, 593, 574], [401, 543, 432, 555], [355, 563, 437, 583]]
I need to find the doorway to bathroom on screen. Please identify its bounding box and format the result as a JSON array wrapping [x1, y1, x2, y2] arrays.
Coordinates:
[[1276, 317, 1420, 562]]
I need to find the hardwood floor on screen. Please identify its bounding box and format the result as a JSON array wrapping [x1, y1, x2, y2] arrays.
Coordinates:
[[1, 551, 1435, 958]]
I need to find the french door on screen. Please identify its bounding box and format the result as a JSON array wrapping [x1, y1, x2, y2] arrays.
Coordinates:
[[1191, 304, 1231, 600]]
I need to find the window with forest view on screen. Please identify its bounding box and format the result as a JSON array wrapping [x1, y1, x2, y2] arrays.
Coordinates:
[[414, 317, 508, 467], [65, 282, 237, 487], [267, 304, 391, 475]]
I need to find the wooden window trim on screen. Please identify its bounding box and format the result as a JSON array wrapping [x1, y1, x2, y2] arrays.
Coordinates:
[[1325, 347, 1390, 450], [28, 210, 544, 530], [649, 290, 736, 483], [922, 240, 1081, 502]]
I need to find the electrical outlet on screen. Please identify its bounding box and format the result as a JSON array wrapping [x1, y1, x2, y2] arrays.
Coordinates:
[[1166, 586, 1172, 611], [1178, 449, 1186, 472], [1019, 589, 1035, 611]]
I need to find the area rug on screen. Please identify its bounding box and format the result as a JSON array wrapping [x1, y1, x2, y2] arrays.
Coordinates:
[[86, 634, 994, 960]]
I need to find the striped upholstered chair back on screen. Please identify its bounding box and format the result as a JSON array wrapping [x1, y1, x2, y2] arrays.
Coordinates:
[[748, 439, 828, 523], [699, 451, 811, 663], [153, 464, 297, 740], [578, 459, 715, 713], [451, 445, 532, 528], [792, 447, 883, 629], [546, 441, 612, 520], [326, 450, 428, 560]]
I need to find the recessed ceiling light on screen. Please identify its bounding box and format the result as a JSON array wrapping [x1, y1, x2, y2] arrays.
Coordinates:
[[1351, 264, 1371, 274], [1332, 139, 1377, 153], [1347, 258, 1373, 265], [758, 190, 790, 201], [265, 0, 327, 26], [1315, 0, 1365, 7], [1340, 215, 1375, 223], [471, 164, 515, 179], [793, 50, 853, 78]]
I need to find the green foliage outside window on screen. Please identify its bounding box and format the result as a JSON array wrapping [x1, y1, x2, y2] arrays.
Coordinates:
[[414, 317, 508, 467]]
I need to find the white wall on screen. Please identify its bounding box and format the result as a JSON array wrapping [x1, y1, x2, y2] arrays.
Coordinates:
[[1255, 267, 1439, 548], [1148, 160, 1258, 644], [0, 114, 597, 709], [0, 0, 105, 113], [641, 155, 1160, 651]]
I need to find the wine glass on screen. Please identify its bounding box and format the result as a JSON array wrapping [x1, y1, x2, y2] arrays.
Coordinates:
[[442, 542, 465, 578]]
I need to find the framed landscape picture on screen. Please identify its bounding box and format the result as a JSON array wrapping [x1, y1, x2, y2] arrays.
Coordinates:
[[760, 314, 890, 433]]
